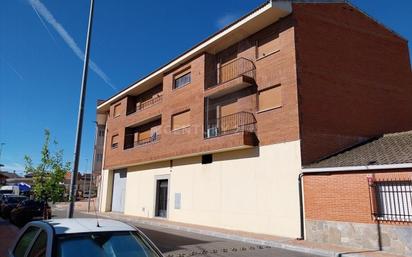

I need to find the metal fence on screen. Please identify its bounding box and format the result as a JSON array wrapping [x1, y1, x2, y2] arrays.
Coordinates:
[[136, 95, 162, 111], [205, 111, 256, 138], [370, 179, 412, 222]]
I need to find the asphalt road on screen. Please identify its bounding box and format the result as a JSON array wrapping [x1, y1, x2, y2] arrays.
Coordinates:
[[52, 208, 321, 257]]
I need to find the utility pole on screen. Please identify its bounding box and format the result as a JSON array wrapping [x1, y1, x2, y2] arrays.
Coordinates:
[[0, 143, 5, 172], [68, 0, 95, 218]]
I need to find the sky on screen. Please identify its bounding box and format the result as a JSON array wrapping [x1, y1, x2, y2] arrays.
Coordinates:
[[0, 0, 411, 176]]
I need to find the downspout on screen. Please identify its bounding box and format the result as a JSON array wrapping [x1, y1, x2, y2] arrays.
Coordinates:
[[297, 172, 304, 240]]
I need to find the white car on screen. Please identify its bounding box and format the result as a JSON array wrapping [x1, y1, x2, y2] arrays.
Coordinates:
[[8, 218, 163, 257]]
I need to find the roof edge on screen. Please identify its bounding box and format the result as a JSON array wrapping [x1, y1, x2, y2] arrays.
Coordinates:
[[303, 163, 412, 173]]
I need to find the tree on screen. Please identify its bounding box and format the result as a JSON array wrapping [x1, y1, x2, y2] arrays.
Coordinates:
[[24, 129, 70, 203]]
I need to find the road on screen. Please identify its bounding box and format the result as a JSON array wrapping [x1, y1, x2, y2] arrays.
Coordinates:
[[52, 209, 320, 257]]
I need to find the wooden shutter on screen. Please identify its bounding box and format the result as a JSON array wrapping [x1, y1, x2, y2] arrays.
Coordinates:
[[172, 110, 190, 130], [113, 104, 121, 117], [257, 34, 279, 58], [220, 101, 238, 117], [138, 129, 151, 141], [258, 85, 282, 111]]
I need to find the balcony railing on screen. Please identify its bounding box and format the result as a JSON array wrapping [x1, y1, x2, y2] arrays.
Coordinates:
[[205, 111, 257, 138], [124, 134, 160, 149], [137, 95, 162, 111], [127, 95, 162, 115], [217, 57, 256, 85]]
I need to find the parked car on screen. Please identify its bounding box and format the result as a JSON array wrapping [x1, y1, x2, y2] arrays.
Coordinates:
[[10, 200, 51, 227], [0, 185, 20, 195], [8, 218, 163, 257], [0, 195, 27, 218]]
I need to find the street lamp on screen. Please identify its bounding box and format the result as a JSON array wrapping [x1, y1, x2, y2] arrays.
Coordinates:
[[67, 0, 95, 218]]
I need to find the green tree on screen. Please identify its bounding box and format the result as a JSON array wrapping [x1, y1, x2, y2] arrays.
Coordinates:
[[24, 129, 70, 203]]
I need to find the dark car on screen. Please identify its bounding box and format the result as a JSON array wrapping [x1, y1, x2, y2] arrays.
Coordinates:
[[10, 199, 51, 227], [0, 195, 27, 218]]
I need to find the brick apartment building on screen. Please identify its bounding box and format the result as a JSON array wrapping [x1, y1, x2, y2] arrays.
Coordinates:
[[96, 0, 412, 247]]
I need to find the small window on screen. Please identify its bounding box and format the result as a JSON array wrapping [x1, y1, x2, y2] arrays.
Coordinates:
[[174, 71, 191, 89], [258, 85, 282, 111], [113, 104, 121, 117], [96, 153, 103, 162], [202, 154, 213, 164], [28, 230, 47, 257], [14, 226, 40, 257], [111, 134, 119, 149], [171, 110, 191, 131], [257, 33, 280, 59], [98, 128, 105, 137]]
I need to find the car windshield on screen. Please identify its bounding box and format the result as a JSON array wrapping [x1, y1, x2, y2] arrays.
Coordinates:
[[57, 231, 161, 257]]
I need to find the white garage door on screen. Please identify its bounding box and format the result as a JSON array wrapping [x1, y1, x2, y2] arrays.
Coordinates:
[[111, 169, 127, 213]]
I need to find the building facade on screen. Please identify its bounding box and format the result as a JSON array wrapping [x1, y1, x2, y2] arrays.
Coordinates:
[[96, 1, 412, 240], [303, 131, 412, 255]]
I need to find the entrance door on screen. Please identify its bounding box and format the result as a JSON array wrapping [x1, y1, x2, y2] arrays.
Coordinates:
[[111, 169, 127, 213], [155, 179, 168, 218]]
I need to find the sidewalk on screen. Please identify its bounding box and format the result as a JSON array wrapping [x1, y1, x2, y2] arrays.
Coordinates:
[[86, 210, 407, 257]]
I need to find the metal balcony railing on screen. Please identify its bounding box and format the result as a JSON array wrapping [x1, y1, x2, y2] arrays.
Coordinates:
[[217, 57, 256, 85], [124, 134, 160, 149], [205, 111, 257, 138], [137, 95, 162, 111]]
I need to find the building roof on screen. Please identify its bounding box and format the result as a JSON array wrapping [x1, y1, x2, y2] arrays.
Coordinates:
[[0, 171, 21, 179], [43, 218, 135, 235], [306, 131, 412, 169]]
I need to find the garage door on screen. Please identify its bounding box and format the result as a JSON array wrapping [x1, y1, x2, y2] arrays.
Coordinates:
[[111, 169, 127, 213]]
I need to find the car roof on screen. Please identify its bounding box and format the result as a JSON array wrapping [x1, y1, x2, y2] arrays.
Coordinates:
[[41, 218, 136, 235]]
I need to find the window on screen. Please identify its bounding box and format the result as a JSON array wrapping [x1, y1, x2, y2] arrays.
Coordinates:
[[98, 128, 105, 137], [111, 134, 119, 149], [372, 180, 412, 222], [28, 230, 47, 257], [96, 153, 103, 162], [14, 226, 40, 257], [113, 104, 121, 117], [257, 33, 280, 59], [171, 110, 190, 131], [201, 154, 213, 164], [258, 85, 282, 111], [174, 71, 191, 89]]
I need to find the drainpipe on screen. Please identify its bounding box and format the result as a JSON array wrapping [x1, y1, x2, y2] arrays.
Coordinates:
[[297, 172, 305, 240]]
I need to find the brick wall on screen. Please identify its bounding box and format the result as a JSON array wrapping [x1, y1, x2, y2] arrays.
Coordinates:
[[303, 169, 412, 224], [293, 3, 412, 165]]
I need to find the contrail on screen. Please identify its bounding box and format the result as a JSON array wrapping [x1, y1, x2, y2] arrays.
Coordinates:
[[1, 56, 25, 81], [29, 0, 117, 90], [31, 3, 57, 43]]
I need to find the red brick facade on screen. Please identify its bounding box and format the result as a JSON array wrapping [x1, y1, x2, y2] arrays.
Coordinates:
[[303, 169, 412, 225], [293, 4, 412, 165]]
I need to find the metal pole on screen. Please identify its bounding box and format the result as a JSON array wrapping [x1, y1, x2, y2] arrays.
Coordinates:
[[67, 0, 95, 218], [88, 171, 93, 212], [89, 121, 98, 212]]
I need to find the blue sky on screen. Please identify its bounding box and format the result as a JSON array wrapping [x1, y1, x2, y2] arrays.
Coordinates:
[[0, 0, 411, 175]]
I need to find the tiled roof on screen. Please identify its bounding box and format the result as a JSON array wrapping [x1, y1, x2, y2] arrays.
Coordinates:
[[306, 131, 412, 168]]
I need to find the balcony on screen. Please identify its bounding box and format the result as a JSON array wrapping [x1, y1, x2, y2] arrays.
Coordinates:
[[126, 84, 163, 115], [205, 111, 257, 139], [124, 118, 161, 149], [206, 58, 256, 98]]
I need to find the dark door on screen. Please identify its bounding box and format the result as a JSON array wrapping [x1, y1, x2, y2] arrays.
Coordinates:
[[155, 179, 168, 218]]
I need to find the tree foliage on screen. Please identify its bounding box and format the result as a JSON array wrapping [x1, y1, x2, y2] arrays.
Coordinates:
[[24, 129, 70, 203]]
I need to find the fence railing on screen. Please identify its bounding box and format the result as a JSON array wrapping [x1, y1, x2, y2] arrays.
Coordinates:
[[137, 95, 162, 111], [218, 57, 256, 85], [124, 134, 160, 149], [370, 179, 412, 222], [205, 111, 256, 138]]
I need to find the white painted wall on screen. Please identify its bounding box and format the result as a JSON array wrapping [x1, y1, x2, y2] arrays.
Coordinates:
[[100, 140, 302, 238]]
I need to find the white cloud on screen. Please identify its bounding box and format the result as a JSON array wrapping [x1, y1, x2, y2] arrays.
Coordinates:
[[215, 13, 238, 29], [29, 0, 117, 90]]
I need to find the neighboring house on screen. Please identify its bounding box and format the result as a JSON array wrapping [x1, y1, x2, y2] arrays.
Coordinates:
[[303, 131, 412, 256], [0, 171, 21, 185], [92, 100, 107, 177], [95, 0, 412, 242]]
